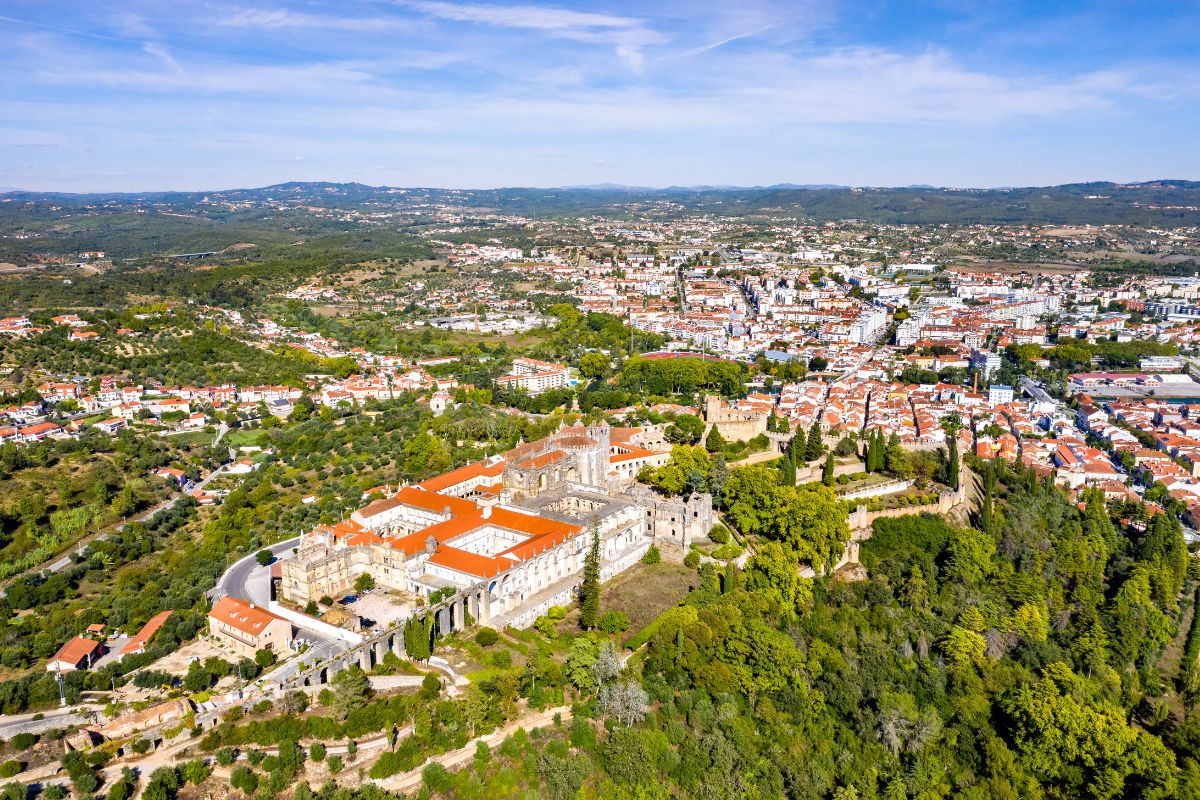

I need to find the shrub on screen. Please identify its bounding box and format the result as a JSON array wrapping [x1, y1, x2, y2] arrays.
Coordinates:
[[107, 773, 134, 800], [420, 673, 442, 699], [369, 740, 422, 778], [215, 748, 237, 767], [132, 670, 175, 689], [230, 765, 258, 794], [131, 739, 151, 755], [254, 649, 276, 668], [488, 650, 512, 669], [143, 766, 179, 800], [326, 754, 343, 774], [642, 545, 661, 565], [309, 742, 326, 762], [547, 606, 567, 620], [598, 610, 630, 634], [73, 772, 100, 795], [246, 749, 265, 766], [535, 616, 558, 639], [180, 758, 211, 785], [683, 551, 700, 569], [708, 527, 729, 545], [8, 734, 35, 750], [423, 762, 452, 792], [474, 629, 499, 647], [0, 762, 20, 779]]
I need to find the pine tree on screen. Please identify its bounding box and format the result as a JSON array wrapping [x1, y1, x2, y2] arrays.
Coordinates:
[[823, 452, 835, 486], [579, 527, 601, 629], [805, 420, 824, 461]]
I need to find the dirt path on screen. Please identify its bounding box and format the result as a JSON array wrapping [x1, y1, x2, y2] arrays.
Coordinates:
[[374, 705, 572, 793]]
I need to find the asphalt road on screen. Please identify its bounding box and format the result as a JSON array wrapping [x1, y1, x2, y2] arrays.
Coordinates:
[[213, 536, 300, 607], [0, 702, 108, 738], [212, 536, 350, 681], [46, 458, 228, 575]]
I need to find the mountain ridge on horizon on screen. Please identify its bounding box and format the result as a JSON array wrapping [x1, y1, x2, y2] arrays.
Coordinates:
[[2, 178, 1199, 199]]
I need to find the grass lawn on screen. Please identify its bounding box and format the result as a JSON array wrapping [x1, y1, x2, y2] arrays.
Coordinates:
[[225, 428, 267, 447], [169, 431, 215, 446], [599, 560, 697, 635]]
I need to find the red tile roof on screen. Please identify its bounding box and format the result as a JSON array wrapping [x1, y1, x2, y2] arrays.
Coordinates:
[[417, 458, 505, 493], [121, 610, 173, 655], [51, 636, 100, 668], [358, 486, 477, 520], [517, 450, 567, 469], [209, 596, 287, 637], [427, 548, 510, 578]]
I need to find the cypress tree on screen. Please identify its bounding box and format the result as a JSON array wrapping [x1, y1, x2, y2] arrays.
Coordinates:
[[723, 560, 740, 594], [805, 420, 824, 461], [780, 456, 796, 487], [705, 425, 727, 453], [980, 462, 995, 533], [947, 434, 960, 490], [403, 616, 432, 661], [579, 527, 601, 629], [823, 452, 835, 486], [865, 430, 878, 472], [789, 428, 807, 465]]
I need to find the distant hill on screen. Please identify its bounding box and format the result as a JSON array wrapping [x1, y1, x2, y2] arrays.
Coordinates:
[[4, 179, 1200, 226]]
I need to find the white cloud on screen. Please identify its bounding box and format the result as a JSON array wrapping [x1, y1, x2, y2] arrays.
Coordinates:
[[395, 0, 667, 71], [220, 7, 414, 32], [400, 1, 643, 32]]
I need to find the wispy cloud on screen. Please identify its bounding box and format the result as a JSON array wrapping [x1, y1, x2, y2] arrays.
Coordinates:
[[2, 1, 1198, 190], [673, 24, 775, 59], [395, 0, 667, 70], [220, 7, 415, 33]]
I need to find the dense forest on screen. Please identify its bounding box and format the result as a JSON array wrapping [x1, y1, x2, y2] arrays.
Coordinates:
[[395, 459, 1195, 799], [102, 457, 1200, 800]]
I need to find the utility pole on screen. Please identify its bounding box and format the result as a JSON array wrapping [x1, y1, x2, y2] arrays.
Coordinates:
[[55, 667, 66, 708]]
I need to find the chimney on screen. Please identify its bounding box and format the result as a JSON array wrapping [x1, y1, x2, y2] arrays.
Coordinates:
[[482, 506, 492, 519]]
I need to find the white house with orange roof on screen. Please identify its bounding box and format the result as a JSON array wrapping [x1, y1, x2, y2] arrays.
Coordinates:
[[207, 596, 293, 659]]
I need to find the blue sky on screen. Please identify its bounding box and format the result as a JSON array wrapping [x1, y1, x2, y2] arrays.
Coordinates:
[[1, 1, 1198, 191]]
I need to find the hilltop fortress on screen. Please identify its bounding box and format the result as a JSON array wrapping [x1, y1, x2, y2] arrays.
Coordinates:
[[279, 422, 712, 628]]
